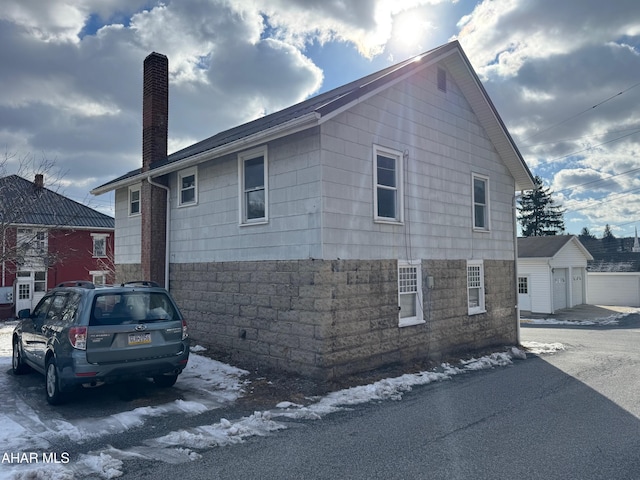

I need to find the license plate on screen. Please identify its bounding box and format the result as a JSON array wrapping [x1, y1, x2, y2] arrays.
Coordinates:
[[128, 333, 151, 345]]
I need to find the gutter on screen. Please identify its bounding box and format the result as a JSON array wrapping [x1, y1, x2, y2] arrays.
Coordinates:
[[92, 112, 320, 196], [146, 174, 171, 291]]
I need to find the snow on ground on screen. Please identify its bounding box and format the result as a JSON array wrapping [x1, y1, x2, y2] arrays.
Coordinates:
[[520, 308, 640, 326], [0, 319, 569, 480]]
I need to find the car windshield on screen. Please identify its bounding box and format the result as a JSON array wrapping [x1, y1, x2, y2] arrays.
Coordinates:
[[90, 292, 179, 326]]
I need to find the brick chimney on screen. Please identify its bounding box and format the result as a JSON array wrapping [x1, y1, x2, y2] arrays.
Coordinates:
[[141, 52, 168, 286], [34, 174, 44, 189]]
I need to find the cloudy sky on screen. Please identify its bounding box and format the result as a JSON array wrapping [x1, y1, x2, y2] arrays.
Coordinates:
[[1, 0, 639, 237]]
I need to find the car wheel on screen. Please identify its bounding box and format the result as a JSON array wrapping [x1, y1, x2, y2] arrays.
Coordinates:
[[12, 338, 30, 375], [153, 374, 178, 388], [45, 357, 66, 405]]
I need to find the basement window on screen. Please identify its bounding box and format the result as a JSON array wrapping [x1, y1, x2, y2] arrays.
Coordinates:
[[398, 260, 424, 327], [467, 260, 486, 315]]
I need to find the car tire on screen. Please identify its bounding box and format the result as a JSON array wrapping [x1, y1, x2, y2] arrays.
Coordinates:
[[12, 338, 30, 375], [153, 374, 178, 388], [45, 357, 66, 405]]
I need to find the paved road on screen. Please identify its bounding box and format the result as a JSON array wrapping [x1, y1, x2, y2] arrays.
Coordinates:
[[118, 315, 640, 480]]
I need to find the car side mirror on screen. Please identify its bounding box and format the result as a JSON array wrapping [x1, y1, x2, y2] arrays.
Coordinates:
[[17, 309, 31, 319]]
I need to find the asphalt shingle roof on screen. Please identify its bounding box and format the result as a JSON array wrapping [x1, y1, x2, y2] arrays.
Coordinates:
[[517, 236, 576, 258], [0, 175, 114, 229]]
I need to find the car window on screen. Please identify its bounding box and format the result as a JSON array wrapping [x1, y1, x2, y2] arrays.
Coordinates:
[[90, 292, 179, 326], [47, 293, 69, 321], [60, 293, 82, 326], [32, 295, 54, 323]]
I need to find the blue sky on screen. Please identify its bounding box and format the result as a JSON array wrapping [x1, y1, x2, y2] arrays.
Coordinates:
[[1, 0, 639, 238]]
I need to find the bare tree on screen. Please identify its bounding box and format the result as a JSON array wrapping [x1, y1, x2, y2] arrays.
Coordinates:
[[0, 151, 75, 274]]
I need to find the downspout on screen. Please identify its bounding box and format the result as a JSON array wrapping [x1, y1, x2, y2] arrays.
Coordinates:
[[146, 175, 171, 291], [514, 193, 521, 345]]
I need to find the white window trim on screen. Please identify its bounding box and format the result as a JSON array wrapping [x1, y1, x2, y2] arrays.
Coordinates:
[[238, 146, 269, 226], [472, 173, 490, 232], [90, 233, 109, 258], [129, 185, 141, 217], [178, 167, 198, 207], [90, 270, 109, 286], [398, 260, 424, 327], [373, 145, 404, 224], [467, 259, 486, 315]]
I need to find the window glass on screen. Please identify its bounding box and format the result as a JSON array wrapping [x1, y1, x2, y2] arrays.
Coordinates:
[[244, 156, 265, 220], [467, 262, 485, 313], [91, 292, 179, 326], [518, 277, 528, 294], [180, 173, 196, 205], [61, 293, 81, 326], [34, 271, 46, 292], [93, 237, 106, 257], [130, 188, 140, 215], [473, 176, 488, 229], [375, 150, 401, 221], [32, 295, 53, 322], [398, 262, 423, 326]]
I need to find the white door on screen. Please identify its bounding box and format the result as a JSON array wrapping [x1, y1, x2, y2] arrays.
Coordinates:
[[518, 276, 531, 311], [15, 278, 33, 314], [553, 268, 568, 311], [572, 269, 584, 306]]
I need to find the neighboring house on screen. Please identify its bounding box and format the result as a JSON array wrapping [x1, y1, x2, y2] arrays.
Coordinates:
[[517, 235, 593, 314], [92, 40, 535, 379], [0, 174, 115, 318], [583, 229, 640, 306]]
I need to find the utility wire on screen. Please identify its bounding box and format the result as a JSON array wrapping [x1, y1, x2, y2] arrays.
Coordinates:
[[522, 80, 640, 143]]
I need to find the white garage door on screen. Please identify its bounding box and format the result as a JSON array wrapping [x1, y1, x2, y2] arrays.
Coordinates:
[[572, 268, 584, 306], [553, 268, 568, 311], [587, 274, 640, 306]]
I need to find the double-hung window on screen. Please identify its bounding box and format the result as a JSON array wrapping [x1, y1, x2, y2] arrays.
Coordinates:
[[467, 260, 486, 315], [91, 233, 108, 258], [178, 167, 197, 206], [239, 147, 268, 224], [373, 145, 403, 223], [472, 174, 489, 230], [398, 260, 423, 327], [129, 186, 141, 216]]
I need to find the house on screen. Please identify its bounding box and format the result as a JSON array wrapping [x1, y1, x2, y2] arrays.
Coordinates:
[[0, 174, 115, 318], [583, 229, 640, 306], [517, 235, 593, 314], [92, 40, 535, 379]]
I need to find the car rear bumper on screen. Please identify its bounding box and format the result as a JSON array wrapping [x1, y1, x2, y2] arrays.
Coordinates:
[[58, 343, 189, 388]]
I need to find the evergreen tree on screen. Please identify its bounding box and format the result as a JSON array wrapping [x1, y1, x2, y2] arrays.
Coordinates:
[[579, 227, 596, 240], [602, 224, 618, 253], [517, 175, 565, 236]]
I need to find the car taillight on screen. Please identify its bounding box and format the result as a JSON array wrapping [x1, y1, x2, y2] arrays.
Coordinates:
[[182, 319, 188, 340], [69, 327, 87, 350]]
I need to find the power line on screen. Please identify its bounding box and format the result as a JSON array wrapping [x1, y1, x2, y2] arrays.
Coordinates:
[[541, 129, 640, 164], [522, 80, 640, 143]]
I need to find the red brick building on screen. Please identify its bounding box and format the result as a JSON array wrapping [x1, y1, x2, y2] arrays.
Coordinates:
[[0, 174, 114, 318]]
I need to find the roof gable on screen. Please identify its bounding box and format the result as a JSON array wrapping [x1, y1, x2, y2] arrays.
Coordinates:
[[518, 235, 593, 260], [92, 40, 534, 195], [0, 175, 114, 229]]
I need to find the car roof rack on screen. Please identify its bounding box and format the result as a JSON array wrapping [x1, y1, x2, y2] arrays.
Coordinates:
[[122, 280, 160, 288], [56, 281, 95, 289]]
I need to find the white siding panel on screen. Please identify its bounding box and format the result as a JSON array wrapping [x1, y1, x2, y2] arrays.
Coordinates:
[[518, 260, 552, 314], [321, 65, 516, 261], [169, 129, 323, 263], [587, 273, 640, 307], [114, 187, 141, 264]]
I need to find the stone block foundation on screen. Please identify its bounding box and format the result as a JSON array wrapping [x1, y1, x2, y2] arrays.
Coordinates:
[[143, 259, 519, 380]]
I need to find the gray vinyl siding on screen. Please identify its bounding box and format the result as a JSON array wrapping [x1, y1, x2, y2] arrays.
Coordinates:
[[114, 186, 141, 264], [168, 128, 323, 262], [320, 64, 516, 261]]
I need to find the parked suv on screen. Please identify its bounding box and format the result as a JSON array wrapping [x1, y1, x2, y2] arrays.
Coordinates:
[[12, 281, 189, 405]]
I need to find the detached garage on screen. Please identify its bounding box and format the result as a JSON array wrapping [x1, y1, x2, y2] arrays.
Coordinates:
[[517, 236, 593, 314]]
